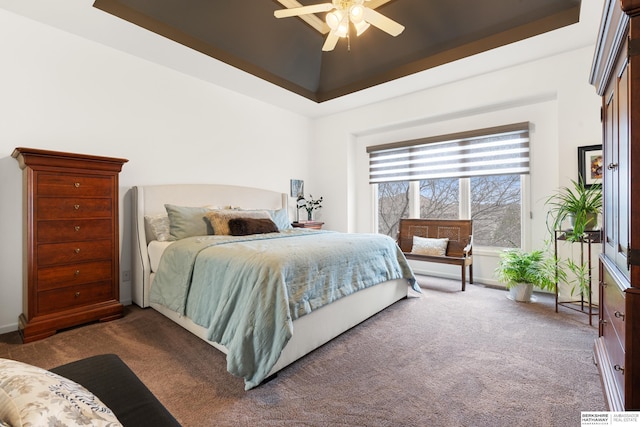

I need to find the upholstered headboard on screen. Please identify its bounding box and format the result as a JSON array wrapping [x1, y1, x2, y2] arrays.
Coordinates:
[[131, 184, 288, 307]]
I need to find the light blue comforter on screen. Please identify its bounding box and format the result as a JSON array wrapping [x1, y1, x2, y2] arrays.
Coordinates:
[[150, 229, 416, 389]]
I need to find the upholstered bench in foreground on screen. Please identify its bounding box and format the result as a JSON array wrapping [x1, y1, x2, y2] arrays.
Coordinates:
[[1, 354, 181, 427], [50, 354, 181, 427]]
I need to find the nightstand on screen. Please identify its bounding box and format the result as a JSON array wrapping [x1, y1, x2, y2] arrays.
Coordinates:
[[292, 221, 324, 230]]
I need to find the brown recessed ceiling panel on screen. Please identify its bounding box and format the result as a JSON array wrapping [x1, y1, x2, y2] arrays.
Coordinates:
[[93, 0, 581, 103]]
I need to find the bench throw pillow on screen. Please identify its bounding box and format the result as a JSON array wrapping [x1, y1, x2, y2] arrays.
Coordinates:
[[411, 236, 449, 256], [0, 358, 122, 426]]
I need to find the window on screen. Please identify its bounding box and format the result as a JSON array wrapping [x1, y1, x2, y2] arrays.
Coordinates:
[[370, 124, 528, 248], [377, 181, 410, 237], [470, 175, 521, 247], [420, 178, 459, 219]]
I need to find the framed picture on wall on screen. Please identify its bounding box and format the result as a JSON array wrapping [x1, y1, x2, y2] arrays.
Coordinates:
[[290, 179, 304, 198], [578, 145, 603, 188]]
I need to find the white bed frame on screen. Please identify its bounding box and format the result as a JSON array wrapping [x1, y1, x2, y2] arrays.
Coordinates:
[[131, 184, 408, 378]]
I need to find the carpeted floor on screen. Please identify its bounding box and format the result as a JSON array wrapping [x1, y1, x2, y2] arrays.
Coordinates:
[[0, 275, 605, 426]]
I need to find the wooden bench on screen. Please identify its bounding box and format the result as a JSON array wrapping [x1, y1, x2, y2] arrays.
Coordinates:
[[397, 218, 473, 291]]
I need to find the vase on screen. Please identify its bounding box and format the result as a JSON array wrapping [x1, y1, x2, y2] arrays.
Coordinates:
[[569, 212, 599, 231], [307, 210, 313, 221]]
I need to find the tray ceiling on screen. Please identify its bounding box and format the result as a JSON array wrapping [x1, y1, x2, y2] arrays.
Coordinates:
[[92, 0, 582, 103]]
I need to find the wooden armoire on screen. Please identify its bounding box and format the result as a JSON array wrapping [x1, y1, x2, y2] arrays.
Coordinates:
[[589, 0, 640, 411], [12, 148, 128, 343]]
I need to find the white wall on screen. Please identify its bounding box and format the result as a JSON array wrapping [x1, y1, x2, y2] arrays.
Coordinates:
[[312, 45, 603, 286], [0, 10, 313, 333], [0, 4, 604, 333]]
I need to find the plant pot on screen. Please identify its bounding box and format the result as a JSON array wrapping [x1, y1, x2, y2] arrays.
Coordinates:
[[508, 283, 533, 303], [569, 212, 599, 231]]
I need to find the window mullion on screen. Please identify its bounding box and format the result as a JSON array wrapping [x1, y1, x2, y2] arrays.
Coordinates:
[[459, 178, 471, 219], [409, 181, 420, 218]]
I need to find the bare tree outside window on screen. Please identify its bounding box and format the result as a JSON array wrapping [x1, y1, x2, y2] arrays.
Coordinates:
[[470, 175, 521, 247], [419, 179, 459, 219], [377, 181, 410, 236], [377, 175, 522, 248]]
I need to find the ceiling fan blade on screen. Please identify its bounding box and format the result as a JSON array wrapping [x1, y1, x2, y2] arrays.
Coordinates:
[[322, 32, 340, 51], [362, 7, 405, 37], [274, 3, 334, 18]]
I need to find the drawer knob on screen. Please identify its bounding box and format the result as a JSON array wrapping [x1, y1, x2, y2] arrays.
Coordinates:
[[74, 292, 80, 298], [74, 204, 80, 210], [614, 311, 625, 320], [74, 226, 80, 232], [74, 248, 81, 254], [74, 270, 80, 276], [614, 364, 624, 374], [74, 182, 81, 188]]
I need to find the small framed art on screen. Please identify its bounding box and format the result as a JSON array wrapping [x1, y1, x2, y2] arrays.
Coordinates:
[[290, 179, 304, 198], [577, 145, 603, 187]]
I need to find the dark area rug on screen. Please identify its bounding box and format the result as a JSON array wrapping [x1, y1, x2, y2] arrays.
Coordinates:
[[0, 276, 604, 426]]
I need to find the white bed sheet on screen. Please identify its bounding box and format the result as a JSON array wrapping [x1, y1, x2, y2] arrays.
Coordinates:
[[148, 240, 173, 273]]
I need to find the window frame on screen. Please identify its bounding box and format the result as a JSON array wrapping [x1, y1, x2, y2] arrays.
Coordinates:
[[378, 174, 530, 251]]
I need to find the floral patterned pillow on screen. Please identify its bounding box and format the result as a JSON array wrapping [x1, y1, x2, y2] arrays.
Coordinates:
[[0, 358, 122, 426], [144, 213, 173, 242]]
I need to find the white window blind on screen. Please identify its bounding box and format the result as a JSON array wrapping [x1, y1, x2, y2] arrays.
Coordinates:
[[367, 123, 530, 184]]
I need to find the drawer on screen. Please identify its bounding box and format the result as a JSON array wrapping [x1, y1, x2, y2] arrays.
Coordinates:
[[602, 268, 626, 343], [37, 260, 112, 290], [38, 240, 112, 266], [37, 281, 114, 314], [37, 173, 113, 197], [601, 306, 626, 399], [37, 197, 112, 219], [37, 219, 112, 243]]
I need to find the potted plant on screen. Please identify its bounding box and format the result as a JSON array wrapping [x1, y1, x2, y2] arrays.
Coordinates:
[[545, 178, 602, 241], [495, 249, 562, 302]]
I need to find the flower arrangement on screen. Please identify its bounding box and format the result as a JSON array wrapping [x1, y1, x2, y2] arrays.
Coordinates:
[[297, 195, 323, 221]]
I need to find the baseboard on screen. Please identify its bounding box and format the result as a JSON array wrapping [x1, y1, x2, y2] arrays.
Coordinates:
[[0, 322, 18, 335]]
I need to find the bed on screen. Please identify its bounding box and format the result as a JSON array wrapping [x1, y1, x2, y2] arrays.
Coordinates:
[[132, 184, 417, 389]]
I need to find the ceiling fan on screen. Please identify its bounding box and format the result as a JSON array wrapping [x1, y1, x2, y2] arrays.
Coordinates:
[[274, 0, 405, 51]]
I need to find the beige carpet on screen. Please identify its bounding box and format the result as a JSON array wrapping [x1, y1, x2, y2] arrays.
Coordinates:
[[0, 276, 605, 426]]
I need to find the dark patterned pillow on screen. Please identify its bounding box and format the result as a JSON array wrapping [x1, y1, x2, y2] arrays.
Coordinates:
[[228, 218, 279, 236]]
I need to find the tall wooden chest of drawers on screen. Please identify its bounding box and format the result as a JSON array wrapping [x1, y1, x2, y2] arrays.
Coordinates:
[[589, 0, 640, 411], [12, 148, 128, 343]]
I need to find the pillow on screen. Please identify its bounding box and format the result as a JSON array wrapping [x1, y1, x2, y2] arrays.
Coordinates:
[[0, 358, 122, 426], [204, 209, 271, 235], [228, 218, 279, 236], [268, 208, 292, 230], [411, 236, 449, 256], [164, 204, 213, 240], [144, 214, 173, 242]]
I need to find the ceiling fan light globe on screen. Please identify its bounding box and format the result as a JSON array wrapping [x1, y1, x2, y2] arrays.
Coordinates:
[[336, 22, 349, 37], [326, 10, 342, 30], [354, 20, 370, 36], [349, 4, 365, 23]]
